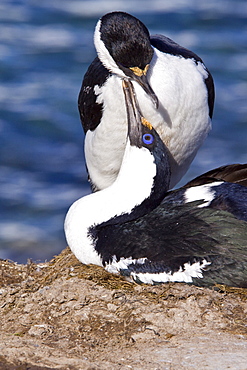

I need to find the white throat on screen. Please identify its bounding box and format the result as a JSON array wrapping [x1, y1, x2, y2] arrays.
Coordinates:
[[94, 19, 126, 76], [64, 140, 156, 266]]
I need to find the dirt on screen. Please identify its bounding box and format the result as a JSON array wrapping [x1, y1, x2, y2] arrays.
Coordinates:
[[0, 247, 247, 370]]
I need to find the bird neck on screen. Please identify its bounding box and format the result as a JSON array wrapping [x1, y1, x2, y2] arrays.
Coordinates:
[[64, 139, 170, 265], [104, 140, 170, 226]]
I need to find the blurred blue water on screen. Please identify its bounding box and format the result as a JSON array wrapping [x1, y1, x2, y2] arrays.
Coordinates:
[[0, 0, 246, 263]]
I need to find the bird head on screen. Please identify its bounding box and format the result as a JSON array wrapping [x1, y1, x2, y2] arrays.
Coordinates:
[[95, 12, 158, 108]]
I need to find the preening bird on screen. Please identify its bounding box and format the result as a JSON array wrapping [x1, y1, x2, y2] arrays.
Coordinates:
[[65, 79, 247, 288], [78, 11, 215, 191]]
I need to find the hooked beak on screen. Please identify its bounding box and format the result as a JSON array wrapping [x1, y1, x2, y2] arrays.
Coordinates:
[[119, 64, 159, 109], [122, 79, 143, 148]]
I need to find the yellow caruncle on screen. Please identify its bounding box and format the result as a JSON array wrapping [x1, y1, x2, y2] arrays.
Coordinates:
[[129, 64, 150, 77], [141, 117, 153, 130]]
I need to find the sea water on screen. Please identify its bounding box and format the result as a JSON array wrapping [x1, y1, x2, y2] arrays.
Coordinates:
[[0, 0, 246, 262]]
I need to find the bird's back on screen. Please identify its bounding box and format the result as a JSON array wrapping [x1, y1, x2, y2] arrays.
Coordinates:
[[93, 199, 247, 287]]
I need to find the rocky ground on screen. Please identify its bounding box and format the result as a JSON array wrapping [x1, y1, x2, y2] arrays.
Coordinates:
[[0, 247, 247, 370]]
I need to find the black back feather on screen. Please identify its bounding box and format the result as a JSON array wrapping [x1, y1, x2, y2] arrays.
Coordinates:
[[184, 164, 247, 188], [78, 57, 110, 133]]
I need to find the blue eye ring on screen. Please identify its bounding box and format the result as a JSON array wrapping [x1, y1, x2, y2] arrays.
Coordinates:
[[142, 133, 154, 145]]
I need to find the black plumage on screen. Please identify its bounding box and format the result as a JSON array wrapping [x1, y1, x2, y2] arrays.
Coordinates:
[[78, 57, 109, 132], [92, 203, 247, 287], [184, 164, 247, 188]]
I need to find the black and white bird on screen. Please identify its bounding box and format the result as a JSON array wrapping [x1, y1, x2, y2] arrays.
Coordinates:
[[79, 11, 215, 191], [65, 79, 247, 288]]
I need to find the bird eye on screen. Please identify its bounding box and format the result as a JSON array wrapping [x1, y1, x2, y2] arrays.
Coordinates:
[[142, 133, 154, 145]]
